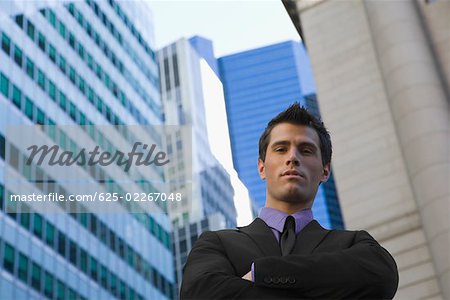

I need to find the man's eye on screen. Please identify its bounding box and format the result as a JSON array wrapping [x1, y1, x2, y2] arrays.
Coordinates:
[[275, 148, 285, 152], [302, 149, 313, 154]]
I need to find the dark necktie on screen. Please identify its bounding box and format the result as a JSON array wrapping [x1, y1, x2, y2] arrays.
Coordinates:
[[280, 216, 296, 256]]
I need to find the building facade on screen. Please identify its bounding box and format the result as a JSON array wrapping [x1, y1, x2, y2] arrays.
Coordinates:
[[218, 41, 344, 229], [0, 1, 174, 299], [158, 38, 237, 229], [284, 0, 450, 299]]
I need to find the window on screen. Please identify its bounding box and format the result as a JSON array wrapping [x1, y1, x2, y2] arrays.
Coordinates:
[[127, 245, 134, 267], [119, 280, 126, 300], [110, 273, 118, 296], [68, 288, 76, 300], [100, 265, 108, 288], [48, 10, 56, 27], [58, 22, 66, 38], [48, 45, 56, 63], [45, 222, 55, 247], [33, 213, 43, 238], [0, 72, 9, 97], [57, 231, 66, 257], [13, 46, 23, 67], [18, 253, 29, 282], [95, 63, 102, 78], [20, 212, 30, 229], [89, 257, 98, 281], [118, 237, 125, 258], [1, 34, 11, 57], [78, 77, 85, 94], [15, 14, 24, 27], [79, 112, 86, 126], [44, 271, 54, 298], [26, 20, 35, 40], [87, 54, 94, 69], [77, 43, 85, 59], [24, 97, 33, 120], [56, 280, 65, 300], [38, 33, 46, 51], [36, 108, 45, 125], [69, 102, 76, 121], [68, 33, 75, 48], [26, 58, 34, 78], [99, 222, 107, 243], [48, 81, 56, 101], [69, 67, 76, 84], [12, 85, 21, 109], [69, 240, 77, 265], [59, 91, 67, 111], [37, 69, 46, 89], [79, 249, 87, 273], [31, 262, 42, 291], [3, 242, 15, 273], [89, 213, 98, 235], [58, 55, 66, 73]]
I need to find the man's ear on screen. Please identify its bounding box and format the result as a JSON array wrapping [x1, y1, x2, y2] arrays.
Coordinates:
[[321, 163, 331, 183], [258, 159, 266, 180]]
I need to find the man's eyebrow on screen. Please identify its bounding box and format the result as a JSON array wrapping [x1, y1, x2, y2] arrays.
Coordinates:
[[270, 140, 318, 149]]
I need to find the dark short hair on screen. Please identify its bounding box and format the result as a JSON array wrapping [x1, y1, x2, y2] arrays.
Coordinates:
[[258, 102, 332, 166]]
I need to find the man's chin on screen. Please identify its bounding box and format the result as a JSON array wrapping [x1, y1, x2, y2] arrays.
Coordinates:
[[279, 190, 309, 204]]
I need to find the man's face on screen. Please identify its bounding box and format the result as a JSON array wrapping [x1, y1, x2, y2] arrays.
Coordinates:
[[258, 123, 330, 207]]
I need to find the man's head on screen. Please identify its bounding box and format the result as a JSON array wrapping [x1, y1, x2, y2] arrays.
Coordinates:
[[257, 103, 332, 211]]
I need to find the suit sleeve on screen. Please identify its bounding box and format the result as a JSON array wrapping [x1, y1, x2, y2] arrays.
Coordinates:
[[180, 231, 300, 300], [253, 230, 399, 299]]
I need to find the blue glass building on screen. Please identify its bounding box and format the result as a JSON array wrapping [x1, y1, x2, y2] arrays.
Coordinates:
[[218, 41, 344, 229], [0, 1, 174, 299]]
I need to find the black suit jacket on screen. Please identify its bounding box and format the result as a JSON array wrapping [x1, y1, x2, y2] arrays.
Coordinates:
[[180, 218, 398, 299]]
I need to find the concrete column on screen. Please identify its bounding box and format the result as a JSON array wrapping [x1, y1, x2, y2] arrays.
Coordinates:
[[363, 1, 450, 298]]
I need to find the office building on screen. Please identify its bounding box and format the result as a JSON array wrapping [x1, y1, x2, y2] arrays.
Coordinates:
[[0, 1, 174, 299], [284, 0, 449, 299]]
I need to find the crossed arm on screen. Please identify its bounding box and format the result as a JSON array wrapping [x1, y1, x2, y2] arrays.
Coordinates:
[[180, 230, 399, 299]]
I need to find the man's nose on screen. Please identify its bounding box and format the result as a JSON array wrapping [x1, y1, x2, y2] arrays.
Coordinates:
[[286, 149, 300, 166]]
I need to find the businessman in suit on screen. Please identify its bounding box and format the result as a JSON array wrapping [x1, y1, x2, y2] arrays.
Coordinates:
[[180, 103, 399, 299]]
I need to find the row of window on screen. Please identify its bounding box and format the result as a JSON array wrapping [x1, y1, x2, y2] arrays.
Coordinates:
[[0, 234, 87, 300], [1, 200, 144, 300], [80, 0, 158, 89], [0, 71, 170, 249], [13, 15, 162, 165], [104, 0, 156, 62], [1, 29, 165, 202], [38, 6, 160, 121], [0, 133, 173, 296], [0, 178, 172, 299], [15, 12, 161, 146]]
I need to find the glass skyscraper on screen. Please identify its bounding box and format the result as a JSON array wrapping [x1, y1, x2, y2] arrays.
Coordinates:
[[219, 41, 344, 229], [0, 1, 174, 299]]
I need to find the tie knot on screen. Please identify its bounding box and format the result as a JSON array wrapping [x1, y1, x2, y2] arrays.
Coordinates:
[[283, 216, 296, 232]]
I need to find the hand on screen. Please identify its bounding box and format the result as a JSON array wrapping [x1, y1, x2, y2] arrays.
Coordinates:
[[241, 270, 252, 281]]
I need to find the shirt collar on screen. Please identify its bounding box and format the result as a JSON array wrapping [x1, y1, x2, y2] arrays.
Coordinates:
[[258, 207, 314, 235]]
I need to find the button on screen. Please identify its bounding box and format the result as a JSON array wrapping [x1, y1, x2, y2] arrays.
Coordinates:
[[288, 276, 296, 284], [281, 277, 288, 284], [273, 277, 280, 284], [264, 276, 272, 284]]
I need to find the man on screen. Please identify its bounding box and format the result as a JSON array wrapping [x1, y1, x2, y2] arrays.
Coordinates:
[[180, 103, 399, 299]]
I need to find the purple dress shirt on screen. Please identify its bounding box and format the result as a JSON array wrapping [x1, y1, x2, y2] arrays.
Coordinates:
[[250, 207, 314, 281]]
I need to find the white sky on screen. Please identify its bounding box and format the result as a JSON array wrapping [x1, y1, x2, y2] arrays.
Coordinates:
[[146, 0, 301, 57]]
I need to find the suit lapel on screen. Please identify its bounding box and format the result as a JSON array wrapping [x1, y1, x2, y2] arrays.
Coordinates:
[[238, 219, 330, 256], [238, 218, 281, 256], [292, 220, 330, 254]]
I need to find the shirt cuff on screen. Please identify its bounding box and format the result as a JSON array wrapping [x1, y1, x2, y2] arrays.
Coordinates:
[[251, 262, 255, 282]]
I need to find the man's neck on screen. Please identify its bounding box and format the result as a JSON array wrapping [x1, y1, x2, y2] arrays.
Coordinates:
[[265, 200, 312, 215]]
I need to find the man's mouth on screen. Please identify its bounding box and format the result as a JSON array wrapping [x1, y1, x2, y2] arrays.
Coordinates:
[[281, 170, 304, 178]]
